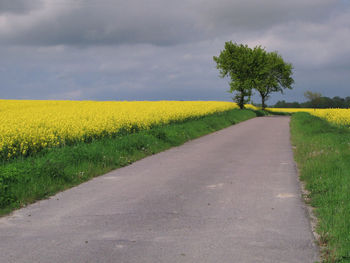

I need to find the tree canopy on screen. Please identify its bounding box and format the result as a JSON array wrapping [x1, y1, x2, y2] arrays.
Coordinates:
[[213, 43, 255, 109], [214, 42, 294, 109], [254, 50, 294, 109]]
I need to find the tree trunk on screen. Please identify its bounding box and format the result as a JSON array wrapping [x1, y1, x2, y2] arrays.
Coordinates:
[[261, 96, 266, 110], [238, 93, 245, 109]]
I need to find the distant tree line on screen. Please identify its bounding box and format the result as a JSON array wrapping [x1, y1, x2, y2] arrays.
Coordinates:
[[273, 91, 350, 108]]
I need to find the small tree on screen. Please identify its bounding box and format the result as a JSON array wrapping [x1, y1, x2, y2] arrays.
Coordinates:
[[213, 42, 255, 109], [254, 50, 294, 110], [304, 91, 322, 108]]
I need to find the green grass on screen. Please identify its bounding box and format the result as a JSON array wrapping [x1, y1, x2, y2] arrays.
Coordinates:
[[265, 109, 291, 116], [0, 109, 256, 216], [290, 112, 350, 263], [249, 108, 291, 116]]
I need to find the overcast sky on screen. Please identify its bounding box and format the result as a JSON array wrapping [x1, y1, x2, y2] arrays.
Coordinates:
[[0, 0, 349, 104]]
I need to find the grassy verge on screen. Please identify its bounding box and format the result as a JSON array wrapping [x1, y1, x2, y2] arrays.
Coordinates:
[[249, 108, 291, 116], [0, 109, 256, 216], [264, 109, 291, 116], [290, 112, 350, 262]]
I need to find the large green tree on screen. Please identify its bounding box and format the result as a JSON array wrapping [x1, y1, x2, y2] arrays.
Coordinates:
[[213, 42, 255, 109], [254, 51, 294, 109], [214, 42, 294, 109]]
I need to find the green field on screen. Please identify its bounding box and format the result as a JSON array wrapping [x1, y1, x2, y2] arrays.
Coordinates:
[[291, 112, 350, 262]]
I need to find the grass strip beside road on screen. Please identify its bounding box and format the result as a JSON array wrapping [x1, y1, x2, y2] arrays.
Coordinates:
[[290, 112, 350, 263], [0, 109, 256, 216]]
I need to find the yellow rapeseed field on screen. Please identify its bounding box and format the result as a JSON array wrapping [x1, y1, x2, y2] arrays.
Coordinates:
[[0, 100, 238, 160], [268, 107, 350, 126]]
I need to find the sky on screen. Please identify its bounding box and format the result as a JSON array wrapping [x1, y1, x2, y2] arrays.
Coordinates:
[[0, 0, 349, 104]]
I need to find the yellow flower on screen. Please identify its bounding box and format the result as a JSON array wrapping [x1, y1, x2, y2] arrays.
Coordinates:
[[0, 100, 238, 160], [267, 107, 350, 127]]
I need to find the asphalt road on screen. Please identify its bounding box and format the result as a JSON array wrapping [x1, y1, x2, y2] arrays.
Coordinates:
[[0, 116, 319, 263]]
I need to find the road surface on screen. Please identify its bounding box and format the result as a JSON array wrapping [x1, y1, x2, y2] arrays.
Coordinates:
[[0, 116, 319, 263]]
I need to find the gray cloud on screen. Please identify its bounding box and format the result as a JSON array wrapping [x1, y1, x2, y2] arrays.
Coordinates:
[[197, 0, 337, 33], [0, 0, 201, 46], [0, 0, 340, 47], [0, 0, 43, 14], [0, 0, 349, 104]]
